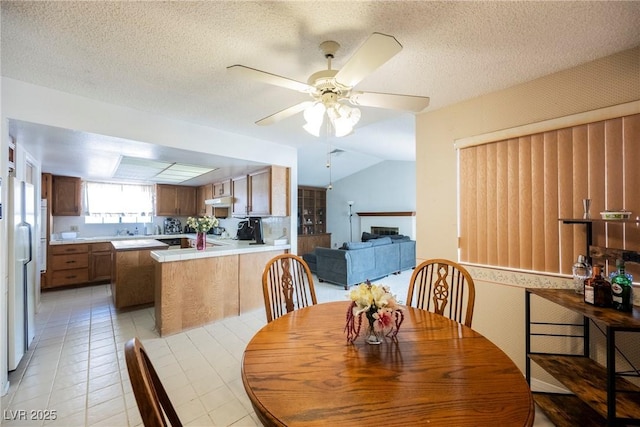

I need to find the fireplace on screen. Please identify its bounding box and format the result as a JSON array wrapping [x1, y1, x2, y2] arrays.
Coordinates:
[[371, 226, 399, 236], [357, 212, 416, 240]]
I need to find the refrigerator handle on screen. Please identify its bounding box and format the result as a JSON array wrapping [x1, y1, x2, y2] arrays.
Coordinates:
[[17, 224, 31, 263], [26, 222, 33, 264]]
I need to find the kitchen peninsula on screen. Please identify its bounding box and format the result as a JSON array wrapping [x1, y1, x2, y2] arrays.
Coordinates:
[[151, 237, 290, 336], [111, 239, 169, 309]]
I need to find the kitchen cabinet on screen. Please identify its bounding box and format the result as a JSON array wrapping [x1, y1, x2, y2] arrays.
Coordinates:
[[8, 138, 16, 172], [89, 242, 112, 282], [52, 175, 82, 216], [46, 242, 113, 288], [232, 175, 249, 216], [48, 244, 89, 287], [41, 173, 52, 200], [196, 184, 213, 216], [213, 179, 232, 197], [111, 240, 168, 309], [232, 166, 289, 217], [155, 184, 197, 216], [526, 288, 640, 426]]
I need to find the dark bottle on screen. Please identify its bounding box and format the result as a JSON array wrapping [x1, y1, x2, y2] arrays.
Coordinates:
[[584, 266, 597, 305], [592, 266, 612, 308], [611, 259, 633, 312]]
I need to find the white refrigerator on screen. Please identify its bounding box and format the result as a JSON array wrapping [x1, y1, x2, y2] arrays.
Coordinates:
[[7, 177, 36, 371]]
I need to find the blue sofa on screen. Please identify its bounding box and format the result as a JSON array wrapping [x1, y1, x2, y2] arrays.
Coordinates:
[[306, 236, 416, 290]]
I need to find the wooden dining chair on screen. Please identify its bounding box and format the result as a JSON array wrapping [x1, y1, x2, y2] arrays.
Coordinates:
[[262, 253, 318, 323], [406, 258, 476, 327], [124, 337, 182, 427]]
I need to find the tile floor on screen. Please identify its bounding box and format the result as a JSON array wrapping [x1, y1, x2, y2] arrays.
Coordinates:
[[2, 270, 554, 426]]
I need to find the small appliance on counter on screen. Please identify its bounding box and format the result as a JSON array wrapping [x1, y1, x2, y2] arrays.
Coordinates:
[[236, 217, 264, 244], [163, 217, 182, 235]]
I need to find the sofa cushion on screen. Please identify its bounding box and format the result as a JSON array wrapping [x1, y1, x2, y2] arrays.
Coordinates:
[[345, 241, 373, 250], [361, 232, 380, 242], [369, 237, 392, 246], [390, 234, 410, 241]]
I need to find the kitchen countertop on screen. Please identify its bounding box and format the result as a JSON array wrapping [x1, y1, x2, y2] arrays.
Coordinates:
[[49, 233, 290, 261], [111, 239, 169, 251], [150, 238, 290, 263], [49, 233, 193, 245]]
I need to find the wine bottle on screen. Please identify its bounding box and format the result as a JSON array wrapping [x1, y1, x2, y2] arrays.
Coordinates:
[[611, 259, 633, 312]]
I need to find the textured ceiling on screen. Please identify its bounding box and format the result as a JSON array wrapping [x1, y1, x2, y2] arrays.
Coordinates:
[[2, 1, 640, 186]]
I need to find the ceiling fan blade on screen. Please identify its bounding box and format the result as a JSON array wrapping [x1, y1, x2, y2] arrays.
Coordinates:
[[256, 101, 313, 126], [349, 91, 430, 112], [334, 33, 403, 88], [227, 65, 313, 93]]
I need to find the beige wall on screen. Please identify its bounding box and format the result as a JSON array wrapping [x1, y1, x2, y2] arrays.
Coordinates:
[[415, 46, 640, 379]]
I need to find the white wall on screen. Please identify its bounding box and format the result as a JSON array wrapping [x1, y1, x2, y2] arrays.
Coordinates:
[[326, 160, 415, 247], [0, 78, 299, 394]]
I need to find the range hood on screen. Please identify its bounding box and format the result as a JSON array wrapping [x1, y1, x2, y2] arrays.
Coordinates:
[[205, 196, 233, 207]]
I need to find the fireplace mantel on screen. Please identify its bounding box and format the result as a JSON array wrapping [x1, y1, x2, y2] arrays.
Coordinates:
[[356, 211, 416, 217]]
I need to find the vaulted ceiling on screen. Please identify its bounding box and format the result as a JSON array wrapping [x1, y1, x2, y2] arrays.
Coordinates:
[[2, 1, 639, 186]]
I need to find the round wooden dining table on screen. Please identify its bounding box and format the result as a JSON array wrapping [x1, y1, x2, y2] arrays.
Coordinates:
[[242, 301, 535, 426]]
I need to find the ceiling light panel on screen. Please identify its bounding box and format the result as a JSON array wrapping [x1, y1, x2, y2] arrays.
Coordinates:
[[113, 156, 215, 183], [113, 156, 173, 181]]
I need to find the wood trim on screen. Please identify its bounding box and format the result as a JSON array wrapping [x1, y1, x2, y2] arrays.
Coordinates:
[[454, 100, 640, 150], [356, 211, 416, 217]]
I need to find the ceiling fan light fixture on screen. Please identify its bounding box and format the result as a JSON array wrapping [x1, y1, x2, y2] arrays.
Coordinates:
[[328, 103, 360, 137], [303, 102, 326, 136]]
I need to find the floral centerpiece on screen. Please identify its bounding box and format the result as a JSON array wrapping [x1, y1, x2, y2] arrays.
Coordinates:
[[186, 216, 218, 250], [345, 280, 404, 344], [186, 215, 219, 233]]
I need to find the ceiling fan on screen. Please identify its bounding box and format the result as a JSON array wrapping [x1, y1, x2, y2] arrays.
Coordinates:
[[228, 32, 430, 137]]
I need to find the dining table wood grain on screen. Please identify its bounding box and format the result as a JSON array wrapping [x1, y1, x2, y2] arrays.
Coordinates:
[[242, 301, 535, 426]]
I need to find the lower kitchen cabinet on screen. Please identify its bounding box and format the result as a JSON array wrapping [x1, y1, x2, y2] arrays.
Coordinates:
[[46, 242, 113, 289], [48, 244, 89, 287], [90, 242, 112, 282]]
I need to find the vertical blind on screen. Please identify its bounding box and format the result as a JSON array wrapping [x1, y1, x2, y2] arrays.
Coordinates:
[[459, 113, 640, 278]]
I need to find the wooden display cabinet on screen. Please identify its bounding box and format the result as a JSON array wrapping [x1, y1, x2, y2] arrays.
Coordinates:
[[297, 186, 331, 255]]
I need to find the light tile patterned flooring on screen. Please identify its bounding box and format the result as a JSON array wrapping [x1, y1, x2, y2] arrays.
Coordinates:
[[2, 270, 553, 426]]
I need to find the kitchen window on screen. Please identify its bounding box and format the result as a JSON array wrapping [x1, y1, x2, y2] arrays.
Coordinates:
[[83, 181, 154, 224]]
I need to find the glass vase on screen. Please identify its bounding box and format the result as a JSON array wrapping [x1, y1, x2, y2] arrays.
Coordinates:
[[196, 232, 206, 251], [365, 323, 382, 345]]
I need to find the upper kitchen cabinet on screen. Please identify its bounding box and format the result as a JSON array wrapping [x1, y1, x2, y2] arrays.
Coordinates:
[[232, 175, 249, 217], [52, 175, 82, 216], [213, 179, 232, 198], [196, 184, 213, 216], [155, 184, 197, 217], [232, 166, 290, 217]]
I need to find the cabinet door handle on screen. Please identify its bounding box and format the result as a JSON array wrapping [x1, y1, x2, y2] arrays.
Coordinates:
[[66, 260, 76, 264], [65, 275, 77, 279]]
